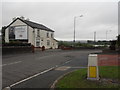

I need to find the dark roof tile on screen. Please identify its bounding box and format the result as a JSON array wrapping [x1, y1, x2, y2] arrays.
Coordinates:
[[23, 19, 54, 32]]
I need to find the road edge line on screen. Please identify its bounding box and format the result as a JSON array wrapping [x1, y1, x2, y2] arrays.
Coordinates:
[[3, 60, 72, 90], [3, 67, 55, 90]]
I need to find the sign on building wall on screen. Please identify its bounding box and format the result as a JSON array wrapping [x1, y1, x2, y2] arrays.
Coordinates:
[[15, 26, 27, 39], [9, 26, 27, 40]]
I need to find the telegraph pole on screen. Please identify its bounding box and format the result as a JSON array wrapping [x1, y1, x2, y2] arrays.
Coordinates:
[[94, 31, 96, 43], [73, 17, 76, 42]]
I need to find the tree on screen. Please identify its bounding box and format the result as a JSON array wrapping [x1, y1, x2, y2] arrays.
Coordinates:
[[117, 35, 120, 51], [1, 26, 6, 44]]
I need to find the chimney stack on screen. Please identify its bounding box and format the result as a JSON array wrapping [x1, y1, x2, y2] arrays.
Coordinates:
[[12, 17, 16, 21], [20, 16, 25, 20]]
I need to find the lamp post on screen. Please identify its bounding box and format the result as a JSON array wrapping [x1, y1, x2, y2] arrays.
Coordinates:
[[73, 15, 83, 43]]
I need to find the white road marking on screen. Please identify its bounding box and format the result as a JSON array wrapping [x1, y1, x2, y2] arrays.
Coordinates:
[[4, 60, 72, 88], [9, 67, 54, 87], [55, 66, 87, 71], [3, 59, 72, 89], [71, 67, 87, 68], [64, 60, 71, 64], [55, 66, 71, 71], [1, 61, 22, 67]]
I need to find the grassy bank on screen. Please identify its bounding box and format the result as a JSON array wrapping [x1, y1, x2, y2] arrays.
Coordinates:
[[55, 66, 120, 88]]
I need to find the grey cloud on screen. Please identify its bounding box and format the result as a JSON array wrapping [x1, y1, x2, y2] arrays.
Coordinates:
[[2, 2, 118, 40]]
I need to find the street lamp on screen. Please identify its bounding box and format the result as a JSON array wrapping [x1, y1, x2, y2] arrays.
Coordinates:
[[73, 15, 83, 43]]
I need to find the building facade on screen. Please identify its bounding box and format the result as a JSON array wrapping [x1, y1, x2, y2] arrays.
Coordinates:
[[4, 17, 58, 49]]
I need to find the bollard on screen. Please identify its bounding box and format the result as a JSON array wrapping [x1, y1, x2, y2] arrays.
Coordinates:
[[87, 54, 99, 80]]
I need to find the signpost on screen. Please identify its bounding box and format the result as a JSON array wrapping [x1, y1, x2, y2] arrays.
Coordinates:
[[87, 54, 99, 80]]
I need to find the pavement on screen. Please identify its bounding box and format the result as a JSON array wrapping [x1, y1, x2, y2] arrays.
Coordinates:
[[98, 54, 120, 66], [2, 49, 102, 89]]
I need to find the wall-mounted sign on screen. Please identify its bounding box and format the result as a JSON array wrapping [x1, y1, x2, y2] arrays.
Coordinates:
[[9, 26, 27, 40], [15, 26, 27, 39]]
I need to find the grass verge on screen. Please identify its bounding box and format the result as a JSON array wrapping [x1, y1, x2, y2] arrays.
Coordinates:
[[55, 66, 120, 88]]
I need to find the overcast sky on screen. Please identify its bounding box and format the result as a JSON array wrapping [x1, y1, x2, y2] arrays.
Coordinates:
[[1, 1, 119, 41]]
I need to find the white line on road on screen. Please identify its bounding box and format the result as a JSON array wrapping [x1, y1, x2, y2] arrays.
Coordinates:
[[1, 61, 22, 67], [9, 67, 54, 87], [3, 60, 72, 89], [64, 60, 71, 64], [71, 67, 87, 69], [61, 60, 72, 66]]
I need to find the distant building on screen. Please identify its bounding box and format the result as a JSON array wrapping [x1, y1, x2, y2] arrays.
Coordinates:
[[4, 17, 58, 49]]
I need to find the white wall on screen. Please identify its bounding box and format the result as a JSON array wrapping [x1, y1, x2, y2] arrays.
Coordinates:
[[5, 28, 9, 43], [28, 26, 34, 45], [36, 29, 57, 49]]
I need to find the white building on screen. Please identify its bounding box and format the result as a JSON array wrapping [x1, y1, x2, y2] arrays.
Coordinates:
[[4, 17, 58, 49]]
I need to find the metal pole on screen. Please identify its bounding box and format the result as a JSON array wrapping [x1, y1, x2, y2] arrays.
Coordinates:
[[73, 15, 83, 44], [94, 31, 96, 42], [73, 17, 76, 43]]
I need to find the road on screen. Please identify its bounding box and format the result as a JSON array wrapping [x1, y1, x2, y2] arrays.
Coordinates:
[[2, 49, 101, 89]]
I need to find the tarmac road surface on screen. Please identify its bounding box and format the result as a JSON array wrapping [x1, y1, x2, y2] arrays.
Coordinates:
[[2, 49, 101, 89]]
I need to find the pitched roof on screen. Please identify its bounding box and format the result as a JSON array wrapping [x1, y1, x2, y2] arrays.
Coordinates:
[[6, 18, 54, 32]]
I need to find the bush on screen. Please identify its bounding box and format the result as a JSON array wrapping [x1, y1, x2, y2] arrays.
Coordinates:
[[117, 35, 120, 51], [109, 40, 116, 50]]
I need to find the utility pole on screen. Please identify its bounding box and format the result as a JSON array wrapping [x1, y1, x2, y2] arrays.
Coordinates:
[[73, 17, 76, 43], [106, 30, 108, 41], [94, 31, 96, 43]]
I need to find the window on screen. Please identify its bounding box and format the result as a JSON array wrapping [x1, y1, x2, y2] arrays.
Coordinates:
[[47, 32, 49, 38], [37, 29, 40, 37], [41, 39, 44, 41], [47, 40, 50, 46], [51, 33, 53, 38], [36, 41, 40, 47]]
